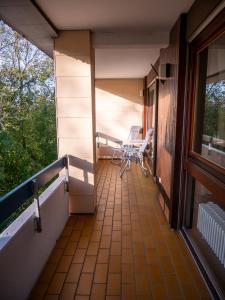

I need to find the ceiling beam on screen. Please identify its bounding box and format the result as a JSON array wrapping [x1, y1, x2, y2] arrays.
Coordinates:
[[93, 31, 169, 49], [0, 0, 57, 57]]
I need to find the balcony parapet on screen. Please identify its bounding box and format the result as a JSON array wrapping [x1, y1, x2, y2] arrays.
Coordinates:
[[0, 158, 69, 300]]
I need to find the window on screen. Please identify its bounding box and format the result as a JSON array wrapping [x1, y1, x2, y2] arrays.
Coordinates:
[[192, 32, 225, 170], [183, 10, 225, 298], [145, 80, 158, 176], [185, 179, 225, 297]]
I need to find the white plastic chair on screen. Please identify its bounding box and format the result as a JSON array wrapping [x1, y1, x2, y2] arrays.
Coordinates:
[[119, 128, 154, 178], [111, 126, 142, 163]]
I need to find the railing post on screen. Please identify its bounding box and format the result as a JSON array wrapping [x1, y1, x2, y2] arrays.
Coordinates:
[[33, 179, 42, 232], [64, 155, 69, 192], [208, 136, 212, 155], [96, 132, 100, 148]]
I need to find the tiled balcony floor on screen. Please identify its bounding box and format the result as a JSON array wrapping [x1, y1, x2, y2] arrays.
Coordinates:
[[30, 160, 210, 300]]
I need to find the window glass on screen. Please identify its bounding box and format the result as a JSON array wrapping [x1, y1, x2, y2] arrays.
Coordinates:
[[146, 84, 156, 168], [186, 180, 225, 296], [147, 88, 154, 130], [193, 33, 225, 169]]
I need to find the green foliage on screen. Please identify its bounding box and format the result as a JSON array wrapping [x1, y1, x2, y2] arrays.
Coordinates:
[[204, 81, 225, 141], [0, 20, 56, 197]]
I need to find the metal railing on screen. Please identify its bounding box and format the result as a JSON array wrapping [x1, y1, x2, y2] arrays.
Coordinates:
[[96, 131, 123, 148], [0, 155, 69, 232]]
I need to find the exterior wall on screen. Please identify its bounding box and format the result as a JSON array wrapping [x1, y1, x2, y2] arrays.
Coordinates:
[[156, 26, 178, 199], [96, 79, 144, 157], [0, 177, 69, 300], [155, 16, 186, 226], [54, 31, 96, 213], [146, 0, 224, 227]]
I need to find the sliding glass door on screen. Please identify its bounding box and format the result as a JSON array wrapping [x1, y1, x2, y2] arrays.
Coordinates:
[[182, 9, 225, 298], [146, 80, 158, 176]]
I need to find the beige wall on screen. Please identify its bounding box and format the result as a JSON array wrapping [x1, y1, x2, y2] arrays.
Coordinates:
[[54, 31, 96, 213], [96, 79, 144, 157]]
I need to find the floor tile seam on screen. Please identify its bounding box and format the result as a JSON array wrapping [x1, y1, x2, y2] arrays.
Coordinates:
[[162, 236, 204, 298], [43, 236, 75, 298], [130, 167, 165, 299], [45, 271, 67, 297], [123, 170, 139, 297], [168, 236, 207, 298], [86, 210, 105, 295], [94, 163, 114, 296], [73, 246, 89, 297], [131, 166, 203, 300], [97, 162, 111, 206], [115, 167, 123, 298]]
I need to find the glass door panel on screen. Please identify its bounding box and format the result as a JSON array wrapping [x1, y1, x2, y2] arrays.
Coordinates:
[[146, 81, 158, 175], [185, 179, 225, 297], [192, 32, 225, 170]]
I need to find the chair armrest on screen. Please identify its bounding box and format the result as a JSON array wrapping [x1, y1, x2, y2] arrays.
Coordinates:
[[123, 139, 144, 146]]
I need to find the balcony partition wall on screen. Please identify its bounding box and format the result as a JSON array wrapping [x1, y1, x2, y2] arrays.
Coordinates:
[[54, 31, 97, 214]]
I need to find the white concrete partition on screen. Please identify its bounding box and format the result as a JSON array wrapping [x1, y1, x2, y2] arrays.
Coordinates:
[[0, 176, 69, 300], [54, 31, 97, 213]]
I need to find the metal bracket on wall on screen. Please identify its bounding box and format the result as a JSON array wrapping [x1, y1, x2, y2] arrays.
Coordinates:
[[64, 155, 69, 192], [32, 179, 42, 232]]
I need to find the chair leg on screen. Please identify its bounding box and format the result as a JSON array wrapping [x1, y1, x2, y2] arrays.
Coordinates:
[[139, 157, 148, 176], [111, 149, 122, 165], [127, 159, 131, 170], [119, 159, 130, 178]]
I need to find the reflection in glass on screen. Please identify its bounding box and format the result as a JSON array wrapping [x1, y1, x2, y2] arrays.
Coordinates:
[[186, 180, 225, 297], [146, 83, 156, 172], [194, 33, 225, 169]]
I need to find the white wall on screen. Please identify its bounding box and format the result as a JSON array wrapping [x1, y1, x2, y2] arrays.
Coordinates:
[[96, 78, 144, 157], [0, 176, 69, 300]]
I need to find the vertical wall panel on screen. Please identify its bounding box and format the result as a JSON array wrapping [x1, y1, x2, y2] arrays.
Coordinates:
[[155, 15, 187, 227], [156, 22, 180, 199], [54, 31, 96, 213]]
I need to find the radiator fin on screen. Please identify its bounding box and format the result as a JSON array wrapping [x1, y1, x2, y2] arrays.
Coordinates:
[[197, 202, 225, 267]]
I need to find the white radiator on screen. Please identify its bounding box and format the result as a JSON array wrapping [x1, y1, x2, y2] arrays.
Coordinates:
[[197, 202, 225, 267]]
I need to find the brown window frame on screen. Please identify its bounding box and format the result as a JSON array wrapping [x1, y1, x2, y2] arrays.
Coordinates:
[[184, 8, 225, 206]]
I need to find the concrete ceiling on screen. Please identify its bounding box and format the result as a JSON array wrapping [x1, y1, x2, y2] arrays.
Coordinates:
[[0, 0, 195, 78], [93, 31, 169, 78], [35, 0, 194, 78], [35, 0, 193, 32], [0, 0, 57, 57]]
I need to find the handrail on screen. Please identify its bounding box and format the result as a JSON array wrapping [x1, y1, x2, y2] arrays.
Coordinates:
[[202, 134, 225, 148], [96, 131, 123, 146], [0, 155, 68, 227]]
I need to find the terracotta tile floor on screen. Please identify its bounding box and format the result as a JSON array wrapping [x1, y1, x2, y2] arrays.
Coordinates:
[[30, 160, 211, 300]]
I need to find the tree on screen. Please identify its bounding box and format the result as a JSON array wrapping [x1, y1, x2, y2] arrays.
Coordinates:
[[0, 20, 56, 196], [204, 81, 225, 141]]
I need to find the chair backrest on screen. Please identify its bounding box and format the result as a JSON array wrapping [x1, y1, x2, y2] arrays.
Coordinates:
[[127, 126, 141, 141], [139, 128, 153, 153]]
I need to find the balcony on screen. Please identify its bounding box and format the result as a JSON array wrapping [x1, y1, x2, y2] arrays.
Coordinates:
[[0, 0, 225, 299], [0, 159, 210, 299]]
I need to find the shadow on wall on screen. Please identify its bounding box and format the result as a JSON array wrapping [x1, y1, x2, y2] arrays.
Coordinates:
[[69, 155, 94, 181], [68, 155, 94, 196], [95, 79, 144, 157], [96, 79, 144, 104], [54, 31, 92, 65]]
